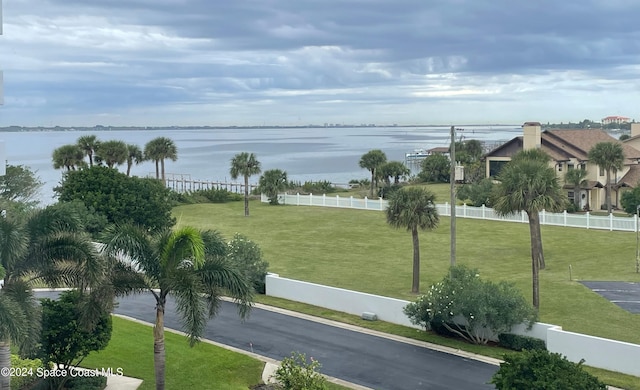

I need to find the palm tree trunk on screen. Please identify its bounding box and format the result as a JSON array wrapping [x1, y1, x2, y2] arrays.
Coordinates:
[[411, 226, 420, 294], [154, 303, 166, 390], [155, 160, 160, 180], [527, 212, 541, 310], [161, 159, 166, 182], [606, 170, 612, 213], [370, 170, 375, 198], [534, 219, 545, 270], [244, 175, 250, 216], [0, 340, 10, 390], [127, 163, 132, 177]]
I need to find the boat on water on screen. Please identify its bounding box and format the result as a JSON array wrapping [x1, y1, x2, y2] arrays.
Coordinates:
[[405, 149, 429, 159]]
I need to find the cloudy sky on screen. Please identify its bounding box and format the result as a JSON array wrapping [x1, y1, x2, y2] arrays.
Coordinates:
[[0, 0, 639, 127]]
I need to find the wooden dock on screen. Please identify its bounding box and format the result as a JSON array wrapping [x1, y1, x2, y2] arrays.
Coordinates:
[[157, 173, 258, 194]]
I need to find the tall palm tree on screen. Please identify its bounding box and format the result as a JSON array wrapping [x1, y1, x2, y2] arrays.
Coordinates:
[[100, 224, 253, 390], [0, 206, 101, 390], [258, 169, 288, 205], [144, 138, 178, 181], [230, 152, 262, 216], [52, 144, 86, 171], [126, 144, 145, 176], [385, 187, 439, 294], [359, 150, 387, 197], [492, 149, 567, 309], [564, 168, 588, 209], [588, 142, 625, 213], [95, 140, 128, 169], [77, 135, 99, 167]]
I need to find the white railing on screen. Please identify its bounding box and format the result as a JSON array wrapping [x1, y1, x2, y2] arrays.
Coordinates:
[[261, 193, 638, 232]]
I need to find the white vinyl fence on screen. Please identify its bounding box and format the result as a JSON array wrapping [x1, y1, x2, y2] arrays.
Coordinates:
[[262, 193, 637, 232], [265, 274, 640, 377]]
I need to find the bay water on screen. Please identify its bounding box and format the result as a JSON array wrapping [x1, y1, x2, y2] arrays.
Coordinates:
[[0, 126, 521, 204]]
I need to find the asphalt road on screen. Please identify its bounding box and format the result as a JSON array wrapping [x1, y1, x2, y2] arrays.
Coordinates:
[[581, 281, 640, 314], [36, 291, 498, 390]]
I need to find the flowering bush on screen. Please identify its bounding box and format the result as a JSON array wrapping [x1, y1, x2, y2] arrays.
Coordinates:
[[227, 233, 269, 294], [404, 265, 537, 344]]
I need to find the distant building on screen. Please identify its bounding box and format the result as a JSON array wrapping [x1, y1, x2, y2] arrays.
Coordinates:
[[602, 116, 631, 125]]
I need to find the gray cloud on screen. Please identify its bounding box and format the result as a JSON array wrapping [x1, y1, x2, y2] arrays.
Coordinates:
[[1, 0, 639, 125]]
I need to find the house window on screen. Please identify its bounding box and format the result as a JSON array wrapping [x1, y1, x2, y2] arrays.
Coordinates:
[[599, 166, 604, 176], [579, 163, 586, 170], [568, 191, 575, 202], [489, 160, 508, 177], [568, 163, 575, 170]]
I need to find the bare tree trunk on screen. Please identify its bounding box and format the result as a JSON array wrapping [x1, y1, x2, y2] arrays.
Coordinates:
[[527, 212, 541, 310], [154, 303, 166, 390], [0, 340, 11, 390], [244, 175, 250, 217], [411, 226, 420, 294]]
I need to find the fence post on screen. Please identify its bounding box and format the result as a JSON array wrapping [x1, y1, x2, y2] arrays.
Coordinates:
[[463, 203, 467, 218], [296, 193, 300, 206], [309, 193, 313, 205], [586, 211, 590, 229], [542, 209, 546, 225], [563, 210, 567, 227], [482, 204, 486, 219], [336, 195, 340, 206], [365, 196, 368, 210], [610, 212, 613, 232], [323, 194, 326, 206], [350, 196, 354, 208], [379, 197, 384, 210]]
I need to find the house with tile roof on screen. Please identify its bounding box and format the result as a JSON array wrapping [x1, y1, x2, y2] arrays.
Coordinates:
[[485, 122, 640, 211]]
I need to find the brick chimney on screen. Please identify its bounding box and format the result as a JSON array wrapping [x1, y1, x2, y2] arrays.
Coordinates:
[[631, 123, 640, 138], [523, 122, 542, 150]]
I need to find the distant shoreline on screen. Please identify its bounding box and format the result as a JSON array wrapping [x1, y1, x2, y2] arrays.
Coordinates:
[[0, 124, 519, 132]]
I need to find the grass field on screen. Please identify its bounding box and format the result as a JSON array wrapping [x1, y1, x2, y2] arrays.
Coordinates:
[[81, 316, 264, 389], [173, 199, 640, 347]]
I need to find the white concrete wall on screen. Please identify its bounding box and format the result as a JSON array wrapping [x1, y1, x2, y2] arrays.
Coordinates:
[[266, 274, 420, 329], [265, 273, 640, 377]]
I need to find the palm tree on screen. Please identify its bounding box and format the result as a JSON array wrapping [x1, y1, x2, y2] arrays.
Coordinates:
[[77, 135, 99, 167], [230, 152, 262, 216], [359, 150, 387, 197], [126, 144, 145, 176], [492, 149, 567, 309], [385, 187, 439, 294], [144, 137, 178, 181], [100, 224, 253, 390], [588, 142, 625, 213], [380, 161, 411, 185], [95, 140, 128, 168], [0, 206, 101, 390], [52, 144, 86, 171], [258, 169, 288, 205], [564, 168, 588, 209]]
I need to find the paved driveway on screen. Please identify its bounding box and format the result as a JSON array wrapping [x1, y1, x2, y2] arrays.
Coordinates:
[[36, 291, 498, 390], [581, 281, 640, 314]]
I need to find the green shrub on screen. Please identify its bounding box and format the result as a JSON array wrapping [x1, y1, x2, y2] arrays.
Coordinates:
[[64, 375, 107, 390], [404, 265, 537, 344], [300, 181, 345, 194], [227, 233, 269, 294], [173, 188, 243, 204], [10, 355, 45, 390], [273, 352, 327, 390], [498, 333, 546, 351], [490, 350, 606, 390]]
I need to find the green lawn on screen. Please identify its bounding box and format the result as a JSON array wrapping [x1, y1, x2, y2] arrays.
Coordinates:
[[173, 200, 640, 346], [81, 316, 263, 390]]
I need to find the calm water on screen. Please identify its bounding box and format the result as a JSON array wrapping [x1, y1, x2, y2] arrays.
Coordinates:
[[0, 126, 522, 204]]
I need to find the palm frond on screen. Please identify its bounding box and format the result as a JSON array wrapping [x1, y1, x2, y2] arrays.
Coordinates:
[[170, 269, 206, 346], [199, 258, 253, 320]]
